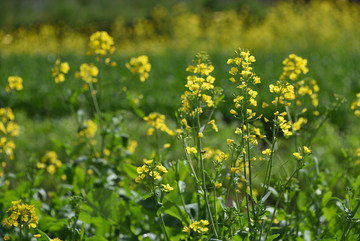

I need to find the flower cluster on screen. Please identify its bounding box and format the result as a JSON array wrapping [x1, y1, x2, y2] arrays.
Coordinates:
[[0, 107, 19, 160], [143, 112, 175, 136], [75, 63, 99, 84], [280, 54, 309, 81], [52, 59, 70, 83], [78, 120, 97, 139], [135, 158, 168, 183], [182, 219, 209, 233], [202, 147, 229, 164], [351, 93, 360, 117], [87, 31, 115, 58], [275, 111, 293, 137], [6, 76, 23, 92], [180, 52, 217, 117], [227, 49, 261, 117], [3, 200, 39, 229], [37, 151, 62, 175], [126, 55, 151, 82], [227, 49, 265, 148]]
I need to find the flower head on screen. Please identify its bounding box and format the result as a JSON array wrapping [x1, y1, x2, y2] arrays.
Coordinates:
[[52, 59, 70, 83], [3, 200, 39, 229], [87, 31, 115, 58], [6, 76, 23, 92], [126, 55, 151, 82]]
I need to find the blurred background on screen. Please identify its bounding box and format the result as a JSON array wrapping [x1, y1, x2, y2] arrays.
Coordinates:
[[0, 0, 359, 173]]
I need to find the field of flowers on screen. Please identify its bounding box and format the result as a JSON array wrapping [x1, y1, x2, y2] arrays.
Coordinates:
[[1, 1, 360, 240]]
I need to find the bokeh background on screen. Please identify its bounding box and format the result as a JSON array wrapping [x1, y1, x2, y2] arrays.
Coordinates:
[[1, 0, 359, 174]]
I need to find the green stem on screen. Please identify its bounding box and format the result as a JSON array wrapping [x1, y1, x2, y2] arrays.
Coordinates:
[[264, 167, 300, 240], [20, 224, 22, 241], [196, 107, 219, 238], [153, 180, 170, 241], [88, 81, 105, 157]]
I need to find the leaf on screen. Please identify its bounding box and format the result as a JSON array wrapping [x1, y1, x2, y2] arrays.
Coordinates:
[[162, 199, 190, 225], [122, 163, 139, 180], [86, 235, 108, 241], [35, 229, 51, 241], [73, 166, 85, 194], [261, 190, 272, 205], [266, 234, 280, 241], [84, 187, 122, 224], [178, 181, 186, 193]]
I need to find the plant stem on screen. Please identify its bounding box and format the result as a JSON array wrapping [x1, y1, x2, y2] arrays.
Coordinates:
[[264, 167, 300, 240], [88, 81, 105, 157], [196, 106, 219, 238]]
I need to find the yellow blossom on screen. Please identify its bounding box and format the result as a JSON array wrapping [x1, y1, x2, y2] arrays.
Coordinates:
[[52, 59, 70, 83], [126, 55, 151, 82], [87, 31, 115, 57], [162, 184, 174, 192], [293, 152, 303, 160], [78, 120, 97, 138], [303, 146, 311, 154], [6, 76, 23, 92], [76, 63, 99, 84]]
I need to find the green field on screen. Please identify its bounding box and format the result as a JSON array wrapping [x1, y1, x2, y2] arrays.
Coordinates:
[[1, 1, 360, 240]]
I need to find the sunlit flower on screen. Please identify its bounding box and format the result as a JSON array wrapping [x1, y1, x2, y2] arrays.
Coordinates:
[[3, 200, 39, 229], [52, 59, 70, 83], [126, 55, 151, 82], [6, 76, 23, 92]]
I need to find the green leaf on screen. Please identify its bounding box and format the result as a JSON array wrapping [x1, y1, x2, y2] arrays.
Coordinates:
[[73, 166, 85, 194], [122, 163, 138, 180], [86, 235, 108, 241], [35, 229, 51, 241], [84, 188, 122, 224], [266, 234, 280, 241], [162, 199, 190, 225], [321, 190, 333, 206]]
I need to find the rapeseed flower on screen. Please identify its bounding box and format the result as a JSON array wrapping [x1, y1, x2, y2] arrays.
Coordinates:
[[87, 31, 115, 58], [183, 219, 209, 233], [76, 63, 99, 84], [6, 76, 23, 92], [126, 55, 151, 82], [78, 120, 97, 138], [180, 52, 218, 118], [37, 151, 62, 174], [161, 184, 174, 192], [143, 112, 175, 136], [52, 59, 70, 83], [135, 159, 168, 183], [3, 200, 39, 229], [351, 93, 360, 117]]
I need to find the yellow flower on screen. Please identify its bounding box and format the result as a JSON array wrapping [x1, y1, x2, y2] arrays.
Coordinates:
[[4, 235, 10, 240], [52, 59, 70, 83], [6, 76, 23, 92], [50, 238, 62, 241], [262, 148, 272, 156], [34, 234, 41, 238], [293, 152, 303, 160], [78, 120, 97, 138], [87, 31, 115, 57], [3, 200, 39, 229], [303, 146, 311, 154], [76, 63, 99, 84], [186, 146, 197, 154], [126, 55, 151, 82], [208, 119, 218, 132], [143, 113, 175, 136], [162, 184, 174, 192], [185, 219, 209, 233], [227, 139, 234, 145]]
